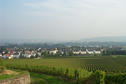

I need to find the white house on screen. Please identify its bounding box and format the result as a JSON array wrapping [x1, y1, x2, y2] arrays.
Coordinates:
[[37, 52, 41, 56], [0, 53, 2, 58], [24, 54, 31, 58], [8, 55, 13, 59], [13, 53, 20, 58], [49, 48, 58, 55], [94, 50, 101, 54], [80, 51, 87, 54], [73, 51, 80, 54], [3, 54, 13, 59], [2, 52, 5, 54], [86, 49, 94, 54], [73, 50, 87, 55]]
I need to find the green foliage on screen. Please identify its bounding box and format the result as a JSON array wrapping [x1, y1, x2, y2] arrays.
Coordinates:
[[94, 71, 100, 84], [65, 68, 69, 77], [105, 73, 126, 84], [99, 71, 105, 84], [30, 72, 75, 84], [0, 74, 15, 80], [94, 71, 105, 84], [0, 66, 6, 73]]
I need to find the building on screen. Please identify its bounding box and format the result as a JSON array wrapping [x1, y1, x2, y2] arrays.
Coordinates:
[[3, 54, 13, 59], [49, 48, 58, 55], [73, 50, 87, 55], [13, 52, 20, 58], [94, 50, 101, 54], [24, 54, 31, 58], [0, 53, 2, 58], [86, 49, 94, 54]]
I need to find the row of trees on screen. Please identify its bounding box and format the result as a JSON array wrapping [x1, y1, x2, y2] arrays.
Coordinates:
[[102, 49, 126, 55]]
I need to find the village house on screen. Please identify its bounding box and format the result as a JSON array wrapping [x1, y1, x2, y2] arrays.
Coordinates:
[[73, 49, 87, 55], [37, 52, 41, 56], [86, 49, 94, 54], [73, 51, 80, 54], [0, 53, 2, 58], [81, 51, 87, 54], [13, 52, 20, 58], [2, 52, 5, 54], [24, 51, 32, 58], [49, 48, 58, 55], [24, 53, 31, 58], [59, 50, 64, 55], [73, 50, 87, 55], [94, 50, 101, 54], [3, 53, 13, 59]]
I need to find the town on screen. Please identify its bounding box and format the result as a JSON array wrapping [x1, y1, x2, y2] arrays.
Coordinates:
[[1, 45, 126, 59], [0, 47, 103, 59]]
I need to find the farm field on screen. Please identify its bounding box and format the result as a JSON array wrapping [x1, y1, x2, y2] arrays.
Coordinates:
[[0, 55, 126, 84], [1, 55, 126, 72]]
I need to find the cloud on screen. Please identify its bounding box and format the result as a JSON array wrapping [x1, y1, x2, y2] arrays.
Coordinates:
[[24, 0, 121, 10], [24, 1, 71, 11], [24, 0, 96, 16], [23, 0, 123, 17]]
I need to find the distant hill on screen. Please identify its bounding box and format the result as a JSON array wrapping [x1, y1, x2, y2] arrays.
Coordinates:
[[1, 36, 126, 48], [0, 39, 63, 44], [81, 36, 126, 42]]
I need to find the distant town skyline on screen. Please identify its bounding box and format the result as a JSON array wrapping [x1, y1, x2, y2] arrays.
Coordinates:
[[1, 0, 126, 41]]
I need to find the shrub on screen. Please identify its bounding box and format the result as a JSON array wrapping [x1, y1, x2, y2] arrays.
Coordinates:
[[0, 66, 6, 73], [94, 71, 105, 84]]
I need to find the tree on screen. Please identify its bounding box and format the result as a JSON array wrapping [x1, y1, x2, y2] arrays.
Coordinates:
[[35, 53, 39, 58]]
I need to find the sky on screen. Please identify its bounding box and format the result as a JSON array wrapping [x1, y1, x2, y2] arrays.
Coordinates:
[[0, 0, 126, 41]]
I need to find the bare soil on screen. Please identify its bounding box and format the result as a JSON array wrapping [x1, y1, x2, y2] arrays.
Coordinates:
[[0, 70, 18, 75]]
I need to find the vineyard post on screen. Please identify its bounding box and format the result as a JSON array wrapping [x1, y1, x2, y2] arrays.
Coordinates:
[[75, 70, 79, 84], [65, 68, 69, 78]]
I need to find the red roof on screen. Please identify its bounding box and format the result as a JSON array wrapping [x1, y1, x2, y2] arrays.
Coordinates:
[[6, 54, 11, 57]]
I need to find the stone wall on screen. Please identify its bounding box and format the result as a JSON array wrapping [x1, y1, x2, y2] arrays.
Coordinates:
[[0, 73, 30, 84]]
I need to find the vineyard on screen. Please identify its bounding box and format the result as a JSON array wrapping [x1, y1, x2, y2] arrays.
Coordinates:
[[0, 56, 126, 84]]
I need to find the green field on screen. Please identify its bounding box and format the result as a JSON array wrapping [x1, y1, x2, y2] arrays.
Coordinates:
[[0, 55, 126, 84], [1, 56, 126, 72], [30, 72, 75, 84]]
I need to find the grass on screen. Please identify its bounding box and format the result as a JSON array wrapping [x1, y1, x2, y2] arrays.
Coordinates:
[[0, 74, 15, 80], [30, 72, 75, 84]]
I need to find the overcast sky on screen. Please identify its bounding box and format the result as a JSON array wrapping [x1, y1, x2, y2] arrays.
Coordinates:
[[0, 0, 126, 41]]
